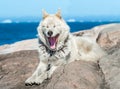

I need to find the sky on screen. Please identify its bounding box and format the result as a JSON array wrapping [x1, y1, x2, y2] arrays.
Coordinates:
[[0, 0, 120, 18]]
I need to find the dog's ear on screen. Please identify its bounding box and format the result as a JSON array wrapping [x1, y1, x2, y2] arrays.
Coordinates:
[[42, 9, 49, 19], [55, 9, 62, 19]]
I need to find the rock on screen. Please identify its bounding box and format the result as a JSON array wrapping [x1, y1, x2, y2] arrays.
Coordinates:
[[97, 24, 120, 49], [73, 24, 117, 41], [46, 61, 105, 89], [99, 42, 120, 89], [74, 24, 120, 48], [0, 50, 39, 89], [0, 50, 106, 89], [0, 39, 38, 54]]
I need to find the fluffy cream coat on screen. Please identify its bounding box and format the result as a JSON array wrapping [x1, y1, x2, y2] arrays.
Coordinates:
[[25, 10, 105, 85]]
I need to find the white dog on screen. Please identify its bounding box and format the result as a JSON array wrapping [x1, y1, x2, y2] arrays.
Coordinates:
[[25, 10, 105, 85]]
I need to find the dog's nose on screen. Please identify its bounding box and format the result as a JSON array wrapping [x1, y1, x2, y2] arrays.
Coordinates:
[[47, 31, 53, 36]]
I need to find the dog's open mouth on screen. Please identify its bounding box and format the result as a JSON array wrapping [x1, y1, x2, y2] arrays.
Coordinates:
[[48, 34, 59, 49]]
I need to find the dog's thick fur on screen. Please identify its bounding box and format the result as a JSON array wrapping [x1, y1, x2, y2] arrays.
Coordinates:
[[25, 10, 105, 85]]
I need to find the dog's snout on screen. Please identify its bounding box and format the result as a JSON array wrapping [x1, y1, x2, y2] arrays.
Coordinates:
[[47, 31, 53, 36]]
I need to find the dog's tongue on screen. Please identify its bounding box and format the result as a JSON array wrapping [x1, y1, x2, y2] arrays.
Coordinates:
[[48, 37, 56, 49]]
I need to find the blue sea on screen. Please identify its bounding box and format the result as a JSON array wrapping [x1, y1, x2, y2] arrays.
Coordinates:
[[0, 22, 119, 45]]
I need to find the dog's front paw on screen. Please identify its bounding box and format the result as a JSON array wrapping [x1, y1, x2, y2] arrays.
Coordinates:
[[33, 78, 45, 85], [25, 73, 47, 86], [25, 76, 36, 86], [33, 73, 48, 85], [25, 77, 46, 85]]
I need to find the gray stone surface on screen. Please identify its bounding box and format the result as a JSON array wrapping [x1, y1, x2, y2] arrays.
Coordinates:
[[0, 51, 106, 89], [100, 43, 120, 89], [46, 61, 105, 89]]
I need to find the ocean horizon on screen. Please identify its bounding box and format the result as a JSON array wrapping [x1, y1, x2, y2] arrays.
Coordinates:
[[0, 21, 120, 46]]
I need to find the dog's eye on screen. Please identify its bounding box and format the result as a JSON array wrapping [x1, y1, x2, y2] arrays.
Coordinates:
[[42, 25, 45, 27], [53, 25, 56, 28]]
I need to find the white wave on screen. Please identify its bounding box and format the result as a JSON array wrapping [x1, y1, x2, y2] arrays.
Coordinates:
[[1, 19, 12, 23], [67, 19, 76, 22]]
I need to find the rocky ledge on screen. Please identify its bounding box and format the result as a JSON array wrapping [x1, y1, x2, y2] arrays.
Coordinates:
[[0, 23, 120, 89]]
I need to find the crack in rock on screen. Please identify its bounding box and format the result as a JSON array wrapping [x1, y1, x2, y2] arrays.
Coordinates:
[[98, 62, 110, 89]]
